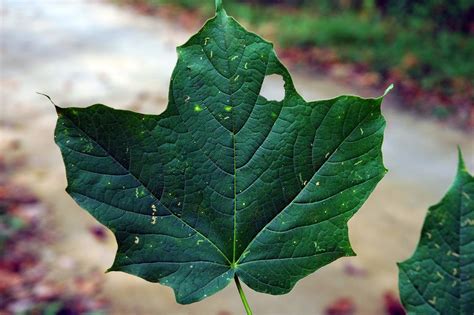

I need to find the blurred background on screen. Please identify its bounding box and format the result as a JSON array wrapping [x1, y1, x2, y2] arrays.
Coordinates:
[[0, 0, 473, 314]]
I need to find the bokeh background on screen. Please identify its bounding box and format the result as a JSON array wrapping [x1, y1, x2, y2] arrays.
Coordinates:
[[1, 0, 473, 314]]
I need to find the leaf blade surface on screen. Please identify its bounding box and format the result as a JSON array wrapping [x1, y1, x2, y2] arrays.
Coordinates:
[[398, 150, 474, 314], [55, 7, 388, 303]]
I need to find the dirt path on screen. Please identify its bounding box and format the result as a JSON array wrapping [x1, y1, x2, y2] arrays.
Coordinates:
[[1, 0, 473, 314]]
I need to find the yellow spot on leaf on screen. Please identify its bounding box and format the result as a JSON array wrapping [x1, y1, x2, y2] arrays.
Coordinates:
[[84, 143, 93, 153], [194, 105, 203, 112], [135, 188, 145, 198]]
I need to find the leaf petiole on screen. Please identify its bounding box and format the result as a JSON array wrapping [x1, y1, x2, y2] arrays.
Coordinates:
[[234, 275, 253, 315], [215, 0, 223, 12]]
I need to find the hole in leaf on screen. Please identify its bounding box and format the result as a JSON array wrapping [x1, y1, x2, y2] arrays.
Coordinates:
[[260, 74, 285, 102]]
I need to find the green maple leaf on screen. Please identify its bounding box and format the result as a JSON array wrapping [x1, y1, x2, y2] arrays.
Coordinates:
[[398, 149, 474, 314], [54, 1, 389, 307]]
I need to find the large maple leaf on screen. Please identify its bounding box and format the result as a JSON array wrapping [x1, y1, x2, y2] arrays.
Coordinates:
[[54, 1, 389, 305]]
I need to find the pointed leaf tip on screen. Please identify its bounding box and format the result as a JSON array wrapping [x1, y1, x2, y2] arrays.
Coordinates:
[[37, 92, 58, 107], [383, 84, 394, 97], [38, 92, 64, 116], [457, 146, 467, 172]]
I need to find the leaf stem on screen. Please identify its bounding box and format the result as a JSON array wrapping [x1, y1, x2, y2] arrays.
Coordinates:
[[234, 275, 253, 315], [215, 0, 223, 12]]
